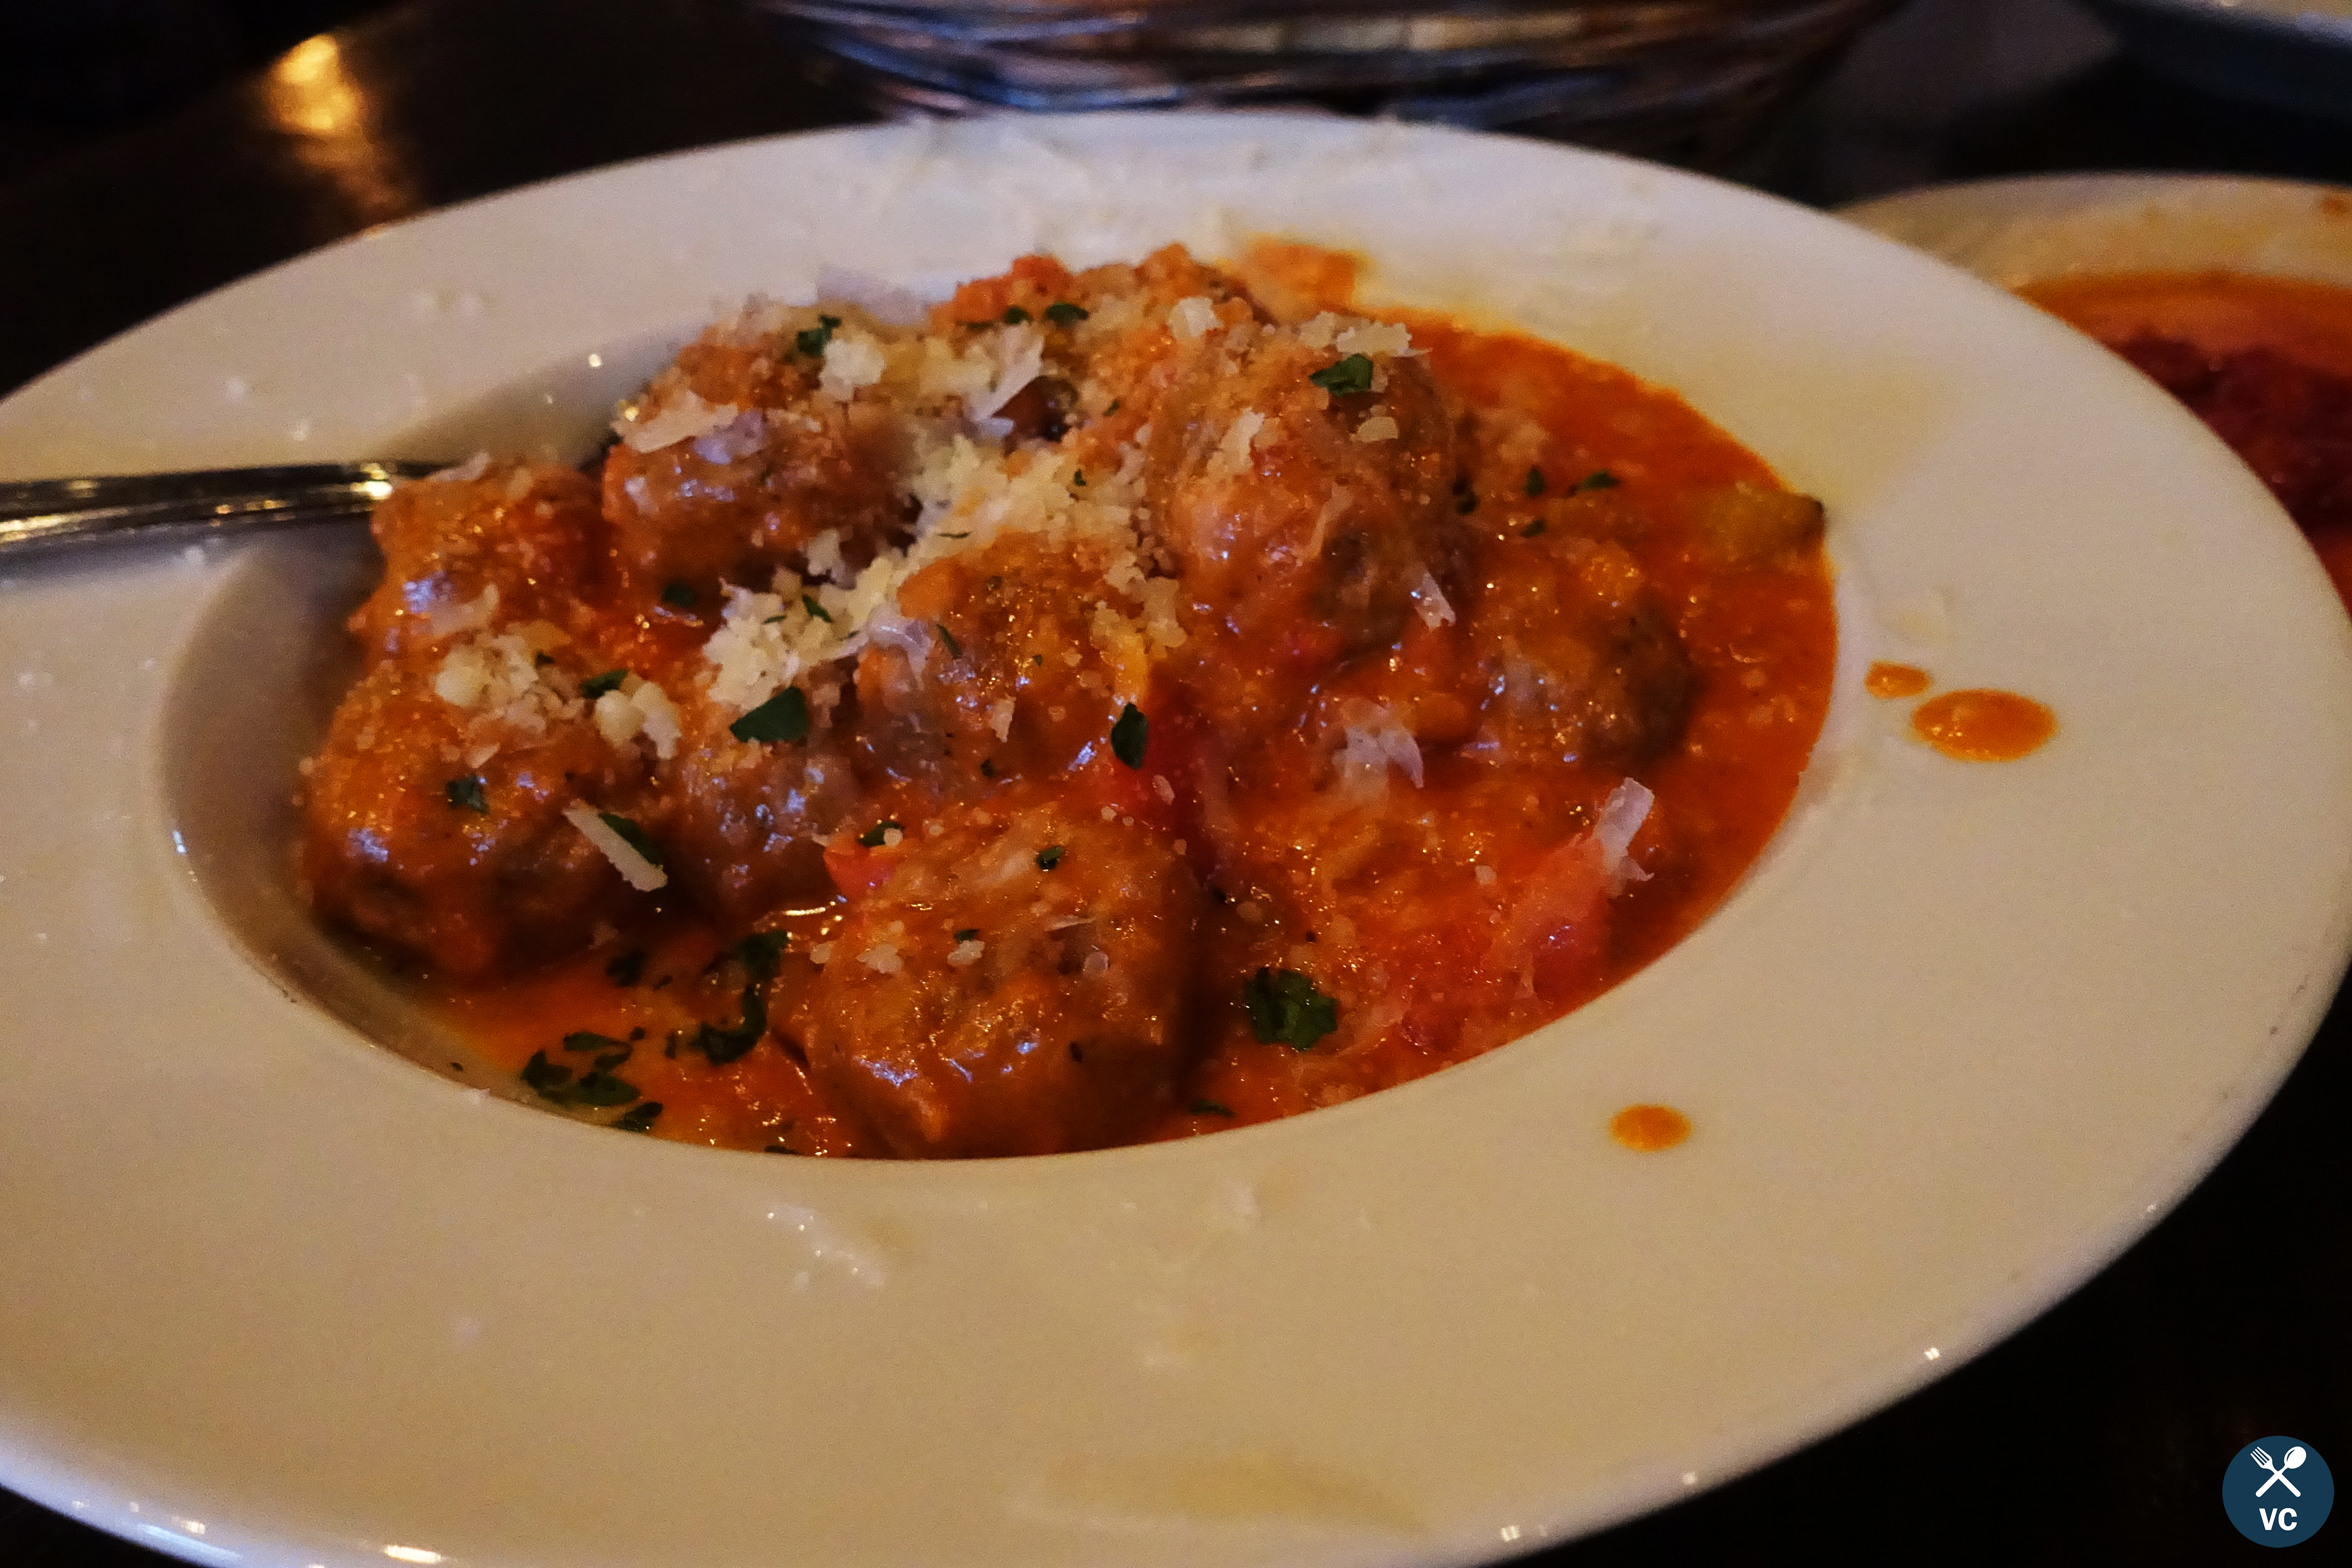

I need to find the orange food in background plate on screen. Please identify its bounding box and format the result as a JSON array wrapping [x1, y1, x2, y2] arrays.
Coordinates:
[[303, 243, 1836, 1158], [2022, 271, 2352, 606]]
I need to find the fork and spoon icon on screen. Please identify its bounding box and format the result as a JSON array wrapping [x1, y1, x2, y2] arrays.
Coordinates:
[[2253, 1445, 2307, 1497]]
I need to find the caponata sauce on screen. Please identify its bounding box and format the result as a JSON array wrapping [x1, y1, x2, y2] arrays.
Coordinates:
[[306, 245, 1835, 1157]]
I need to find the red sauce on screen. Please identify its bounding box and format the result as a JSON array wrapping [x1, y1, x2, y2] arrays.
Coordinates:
[[2023, 271, 2352, 606], [1911, 689, 2055, 762], [1610, 1103, 1691, 1151], [1865, 661, 1931, 698]]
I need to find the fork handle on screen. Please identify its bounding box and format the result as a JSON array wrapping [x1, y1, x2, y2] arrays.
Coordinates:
[[0, 461, 446, 558]]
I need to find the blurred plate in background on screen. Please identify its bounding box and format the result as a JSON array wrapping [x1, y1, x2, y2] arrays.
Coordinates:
[[753, 0, 1897, 165]]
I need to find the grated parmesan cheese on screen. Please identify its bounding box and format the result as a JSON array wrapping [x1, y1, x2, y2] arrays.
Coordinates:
[[561, 802, 668, 892]]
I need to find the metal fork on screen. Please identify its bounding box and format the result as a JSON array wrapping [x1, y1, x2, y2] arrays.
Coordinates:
[[0, 461, 446, 559]]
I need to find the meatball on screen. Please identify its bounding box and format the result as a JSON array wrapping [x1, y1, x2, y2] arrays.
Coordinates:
[[790, 799, 1203, 1157], [1145, 315, 1467, 675], [1464, 535, 1691, 767], [300, 642, 653, 976], [850, 530, 1169, 796], [662, 680, 864, 926], [603, 305, 910, 601], [347, 459, 603, 666]]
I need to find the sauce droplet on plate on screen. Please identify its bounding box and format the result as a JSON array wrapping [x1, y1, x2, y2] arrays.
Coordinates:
[[1865, 661, 1931, 698], [1611, 1103, 1691, 1151], [1911, 689, 2055, 761]]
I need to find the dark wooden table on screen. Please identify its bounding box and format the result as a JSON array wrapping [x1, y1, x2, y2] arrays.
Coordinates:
[[3, 0, 2347, 1562]]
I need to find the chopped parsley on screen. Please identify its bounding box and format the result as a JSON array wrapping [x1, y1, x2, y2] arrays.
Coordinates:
[[1001, 305, 1032, 325], [533, 651, 554, 667], [1522, 519, 1547, 539], [1109, 702, 1149, 769], [1308, 353, 1375, 396], [1035, 844, 1065, 871], [597, 812, 665, 869], [979, 758, 995, 777], [1044, 301, 1088, 326], [858, 819, 903, 848], [733, 929, 789, 981], [936, 622, 964, 659], [606, 949, 646, 986], [1104, 399, 1121, 415], [1191, 1099, 1236, 1117], [1455, 489, 1479, 515], [562, 1030, 627, 1054], [614, 1101, 662, 1133], [660, 581, 696, 609], [802, 594, 833, 623], [1242, 967, 1339, 1050], [1072, 469, 1086, 487], [1576, 469, 1620, 493], [795, 313, 841, 356], [1525, 466, 1547, 497], [692, 983, 765, 1065], [954, 928, 980, 942], [444, 774, 488, 814], [579, 668, 629, 699], [729, 685, 809, 744], [522, 1049, 642, 1110]]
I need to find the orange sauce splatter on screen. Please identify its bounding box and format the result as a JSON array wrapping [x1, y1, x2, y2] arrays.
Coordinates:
[[1865, 661, 1931, 698], [1911, 689, 2055, 761], [1611, 1103, 1691, 1151]]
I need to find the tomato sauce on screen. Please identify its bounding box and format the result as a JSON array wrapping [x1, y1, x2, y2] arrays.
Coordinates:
[[1911, 689, 2055, 762]]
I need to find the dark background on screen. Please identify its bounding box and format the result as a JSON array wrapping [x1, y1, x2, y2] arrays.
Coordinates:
[[2, 0, 2348, 1562]]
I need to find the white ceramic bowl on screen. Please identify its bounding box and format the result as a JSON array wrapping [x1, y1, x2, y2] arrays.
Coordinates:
[[3, 116, 2350, 1568]]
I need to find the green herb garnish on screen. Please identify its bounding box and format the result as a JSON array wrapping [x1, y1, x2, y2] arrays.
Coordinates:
[[522, 1049, 641, 1109], [692, 983, 765, 1065], [563, 1030, 627, 1054], [1191, 1099, 1236, 1117], [1308, 354, 1375, 396], [445, 774, 488, 814], [660, 581, 696, 609], [936, 622, 963, 659], [1044, 301, 1088, 326], [729, 685, 810, 744], [954, 928, 980, 942], [1109, 702, 1148, 769], [858, 819, 902, 848], [802, 594, 832, 623], [597, 812, 665, 869], [606, 949, 647, 987], [1241, 968, 1339, 1050], [614, 1102, 662, 1133], [733, 930, 789, 981], [580, 669, 629, 699], [1576, 469, 1620, 492], [1525, 466, 1547, 497], [795, 313, 841, 356], [1522, 519, 1547, 539], [1001, 305, 1032, 325], [1036, 845, 1065, 871]]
